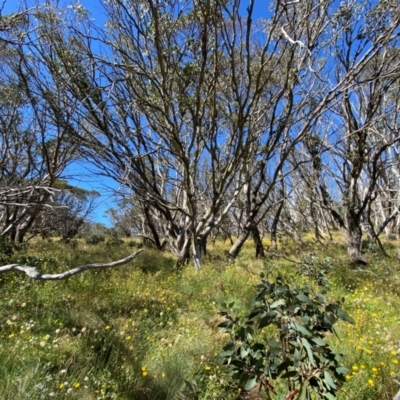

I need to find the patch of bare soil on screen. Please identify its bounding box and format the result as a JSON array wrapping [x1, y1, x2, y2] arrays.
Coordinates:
[[237, 383, 263, 400]]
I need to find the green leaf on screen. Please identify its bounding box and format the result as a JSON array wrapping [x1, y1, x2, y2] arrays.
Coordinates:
[[244, 376, 257, 391], [335, 367, 349, 375], [276, 360, 292, 375], [296, 293, 314, 305], [311, 337, 326, 346], [248, 307, 263, 319], [281, 370, 299, 379], [301, 337, 316, 366], [324, 392, 336, 400], [259, 312, 277, 329], [324, 371, 337, 389], [337, 309, 355, 324], [217, 349, 233, 358], [294, 348, 302, 362], [240, 347, 249, 358], [291, 321, 312, 337], [270, 299, 286, 308], [317, 292, 326, 303], [269, 346, 282, 356], [267, 338, 279, 348]]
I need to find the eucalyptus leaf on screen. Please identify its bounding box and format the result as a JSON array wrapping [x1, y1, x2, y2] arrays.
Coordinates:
[[312, 337, 326, 346], [296, 293, 314, 305], [270, 298, 286, 308], [244, 376, 257, 391], [291, 321, 312, 337], [324, 371, 337, 389], [301, 337, 316, 366]]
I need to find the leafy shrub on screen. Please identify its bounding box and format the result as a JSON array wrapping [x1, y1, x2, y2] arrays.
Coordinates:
[[85, 235, 105, 245], [218, 275, 354, 399], [105, 237, 124, 246], [0, 236, 27, 263], [298, 253, 333, 287], [361, 239, 378, 254], [15, 255, 61, 271], [0, 236, 16, 263]]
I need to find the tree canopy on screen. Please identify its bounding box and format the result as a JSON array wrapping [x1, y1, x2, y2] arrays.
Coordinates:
[[0, 0, 399, 269]]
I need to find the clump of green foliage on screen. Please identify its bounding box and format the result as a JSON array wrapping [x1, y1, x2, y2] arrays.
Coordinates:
[[298, 253, 333, 287], [218, 274, 354, 399], [0, 236, 27, 264]]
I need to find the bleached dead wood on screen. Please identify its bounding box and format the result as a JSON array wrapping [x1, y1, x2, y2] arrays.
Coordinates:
[[0, 249, 144, 280]]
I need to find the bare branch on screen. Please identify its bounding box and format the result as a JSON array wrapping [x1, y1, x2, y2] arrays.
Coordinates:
[[0, 249, 144, 280]]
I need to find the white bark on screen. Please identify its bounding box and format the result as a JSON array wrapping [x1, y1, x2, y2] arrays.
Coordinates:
[[0, 249, 144, 280]]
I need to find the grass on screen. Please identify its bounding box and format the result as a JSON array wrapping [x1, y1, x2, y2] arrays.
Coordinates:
[[0, 235, 400, 399]]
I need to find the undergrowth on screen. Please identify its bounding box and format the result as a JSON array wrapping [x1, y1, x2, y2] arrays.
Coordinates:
[[0, 236, 399, 399]]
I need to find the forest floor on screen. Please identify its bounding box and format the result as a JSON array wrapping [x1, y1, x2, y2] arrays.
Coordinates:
[[0, 234, 400, 399]]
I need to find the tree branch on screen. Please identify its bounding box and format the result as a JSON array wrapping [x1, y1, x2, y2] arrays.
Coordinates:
[[0, 249, 144, 280]]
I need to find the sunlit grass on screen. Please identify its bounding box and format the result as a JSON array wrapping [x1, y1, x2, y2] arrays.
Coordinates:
[[0, 235, 399, 398]]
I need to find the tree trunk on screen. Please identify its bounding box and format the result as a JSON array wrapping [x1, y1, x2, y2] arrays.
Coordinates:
[[144, 205, 164, 251], [176, 243, 191, 266], [228, 229, 250, 260], [251, 226, 265, 258], [310, 202, 324, 243], [198, 235, 207, 257], [344, 218, 367, 265], [193, 240, 202, 271]]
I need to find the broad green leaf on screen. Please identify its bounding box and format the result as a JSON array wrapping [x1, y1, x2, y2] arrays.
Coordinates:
[[276, 360, 291, 375], [248, 307, 263, 319], [301, 337, 316, 366], [335, 367, 349, 375], [268, 338, 279, 348], [291, 321, 312, 337], [240, 347, 249, 358], [337, 309, 355, 324], [259, 312, 277, 328], [270, 299, 286, 308], [296, 293, 314, 305], [269, 346, 282, 356], [317, 292, 326, 303], [312, 337, 326, 346], [217, 350, 233, 358], [244, 376, 257, 391], [324, 371, 337, 389]]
